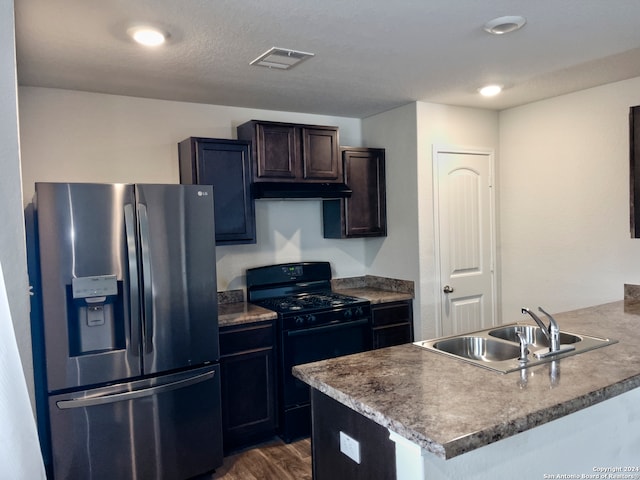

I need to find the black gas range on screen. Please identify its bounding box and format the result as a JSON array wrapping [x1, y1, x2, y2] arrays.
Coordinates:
[[246, 262, 372, 443]]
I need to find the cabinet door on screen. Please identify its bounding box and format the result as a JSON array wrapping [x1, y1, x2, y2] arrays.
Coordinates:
[[631, 106, 640, 237], [255, 122, 299, 179], [219, 322, 277, 453], [322, 147, 387, 238], [178, 138, 256, 245], [220, 347, 276, 452], [301, 126, 340, 180]]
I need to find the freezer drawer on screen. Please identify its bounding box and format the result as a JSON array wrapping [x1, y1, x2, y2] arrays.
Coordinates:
[[48, 364, 223, 480]]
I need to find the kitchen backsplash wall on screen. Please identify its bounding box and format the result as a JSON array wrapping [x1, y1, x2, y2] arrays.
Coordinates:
[[18, 87, 370, 290], [332, 275, 414, 296]]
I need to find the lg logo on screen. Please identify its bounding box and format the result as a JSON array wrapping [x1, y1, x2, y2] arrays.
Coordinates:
[[197, 191, 209, 197]]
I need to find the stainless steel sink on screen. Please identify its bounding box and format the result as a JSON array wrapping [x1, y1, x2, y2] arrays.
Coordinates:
[[488, 325, 581, 349], [433, 336, 522, 362], [414, 323, 617, 373]]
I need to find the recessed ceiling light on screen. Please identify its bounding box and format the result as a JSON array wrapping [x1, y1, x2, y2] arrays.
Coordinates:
[[483, 15, 526, 35], [127, 26, 167, 47], [478, 85, 503, 97], [250, 47, 315, 70]]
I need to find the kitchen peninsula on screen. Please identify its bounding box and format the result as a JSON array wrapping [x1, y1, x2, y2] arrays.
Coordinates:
[[293, 298, 640, 479]]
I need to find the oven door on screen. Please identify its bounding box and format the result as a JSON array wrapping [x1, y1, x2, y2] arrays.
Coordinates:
[[281, 317, 371, 408]]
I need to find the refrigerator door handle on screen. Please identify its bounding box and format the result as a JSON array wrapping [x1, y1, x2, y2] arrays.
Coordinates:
[[124, 203, 141, 354], [56, 369, 216, 410], [137, 202, 154, 355]]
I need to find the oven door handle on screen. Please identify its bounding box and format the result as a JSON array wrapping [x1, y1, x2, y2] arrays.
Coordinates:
[[286, 318, 369, 337]]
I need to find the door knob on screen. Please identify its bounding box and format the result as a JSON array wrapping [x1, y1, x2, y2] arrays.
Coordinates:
[[443, 285, 454, 294]]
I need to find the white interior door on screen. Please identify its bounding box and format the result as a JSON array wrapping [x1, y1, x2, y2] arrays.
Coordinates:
[[434, 147, 496, 336]]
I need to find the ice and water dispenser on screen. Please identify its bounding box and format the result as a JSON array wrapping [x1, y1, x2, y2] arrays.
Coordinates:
[[68, 274, 124, 355]]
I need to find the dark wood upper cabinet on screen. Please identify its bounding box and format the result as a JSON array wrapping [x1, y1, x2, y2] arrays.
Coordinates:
[[252, 122, 298, 179], [631, 106, 640, 237], [323, 147, 387, 238], [178, 137, 256, 245], [301, 126, 341, 180], [237, 120, 341, 182]]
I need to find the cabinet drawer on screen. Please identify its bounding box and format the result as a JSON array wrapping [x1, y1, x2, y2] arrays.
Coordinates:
[[220, 322, 275, 356], [371, 301, 412, 327], [372, 324, 413, 349]]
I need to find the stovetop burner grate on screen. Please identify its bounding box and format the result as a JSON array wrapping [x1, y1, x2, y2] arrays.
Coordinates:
[[254, 292, 365, 314]]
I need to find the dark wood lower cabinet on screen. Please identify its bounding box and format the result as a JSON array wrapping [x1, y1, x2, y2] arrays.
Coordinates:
[[220, 321, 277, 453], [372, 300, 414, 349], [311, 389, 396, 480]]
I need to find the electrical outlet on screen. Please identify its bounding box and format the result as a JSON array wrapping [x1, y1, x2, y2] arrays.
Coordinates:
[[339, 431, 361, 464]]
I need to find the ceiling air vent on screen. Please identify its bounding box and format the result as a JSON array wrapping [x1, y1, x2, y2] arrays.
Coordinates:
[[250, 47, 315, 70]]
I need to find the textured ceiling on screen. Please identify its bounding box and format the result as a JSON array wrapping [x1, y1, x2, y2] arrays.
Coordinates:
[[14, 0, 640, 118]]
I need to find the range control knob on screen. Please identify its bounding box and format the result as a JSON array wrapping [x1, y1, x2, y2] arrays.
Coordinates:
[[343, 308, 353, 319], [306, 314, 317, 324], [355, 306, 363, 316], [294, 316, 304, 326]]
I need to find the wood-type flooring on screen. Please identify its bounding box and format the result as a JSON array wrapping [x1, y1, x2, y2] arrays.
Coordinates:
[[202, 437, 312, 480]]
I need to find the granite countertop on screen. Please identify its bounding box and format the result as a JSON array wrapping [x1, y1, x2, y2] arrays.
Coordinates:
[[293, 300, 640, 460], [333, 275, 414, 304], [335, 287, 413, 304], [218, 301, 277, 327], [217, 289, 277, 327]]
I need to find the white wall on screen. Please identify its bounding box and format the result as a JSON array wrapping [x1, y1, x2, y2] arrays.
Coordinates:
[[0, 1, 46, 476], [18, 87, 369, 291], [362, 103, 422, 334], [1, 0, 34, 400], [0, 261, 45, 478], [499, 77, 640, 321], [416, 102, 499, 339]]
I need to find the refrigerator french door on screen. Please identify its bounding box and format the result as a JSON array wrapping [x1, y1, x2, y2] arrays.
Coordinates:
[[32, 182, 222, 479]]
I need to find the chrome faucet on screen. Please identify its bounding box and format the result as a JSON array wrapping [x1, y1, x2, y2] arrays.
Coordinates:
[[521, 307, 561, 353], [515, 328, 529, 363]]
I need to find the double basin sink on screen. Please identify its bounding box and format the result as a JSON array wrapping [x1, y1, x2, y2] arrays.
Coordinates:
[[414, 323, 616, 373]]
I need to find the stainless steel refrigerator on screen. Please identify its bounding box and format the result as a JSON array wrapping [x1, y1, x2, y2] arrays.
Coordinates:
[[31, 182, 223, 479]]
